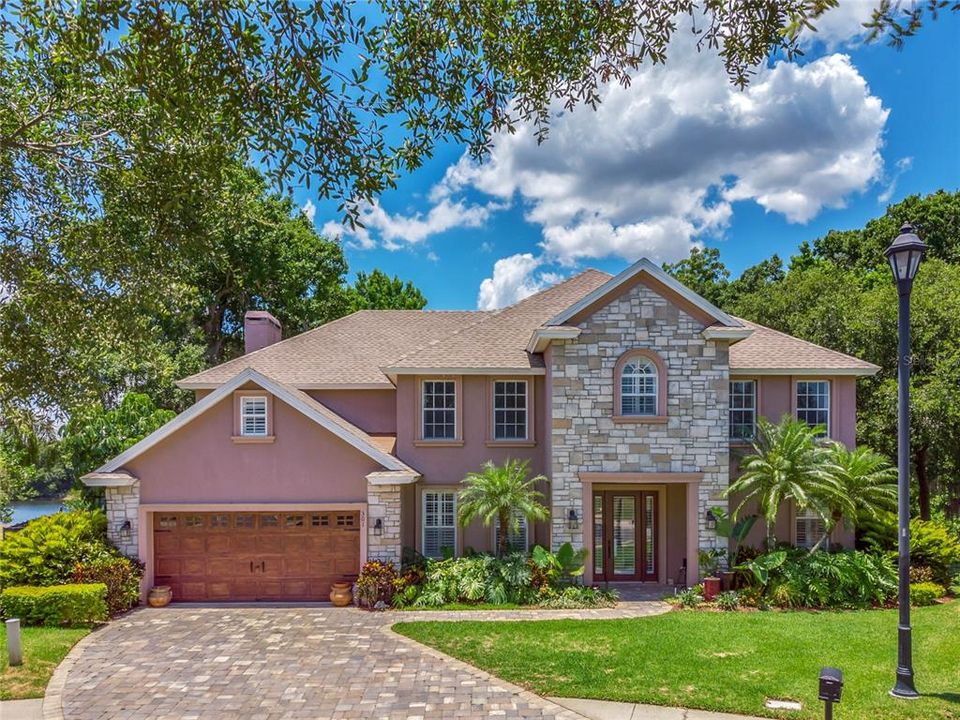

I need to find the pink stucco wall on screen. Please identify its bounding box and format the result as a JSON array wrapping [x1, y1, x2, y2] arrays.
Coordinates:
[[729, 373, 860, 551], [394, 374, 548, 554], [744, 374, 857, 446], [126, 390, 381, 504], [307, 389, 397, 434]]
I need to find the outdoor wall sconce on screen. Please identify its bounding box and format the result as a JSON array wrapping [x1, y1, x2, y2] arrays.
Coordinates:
[[567, 509, 580, 530], [705, 510, 717, 530], [119, 519, 132, 534], [373, 518, 383, 536]]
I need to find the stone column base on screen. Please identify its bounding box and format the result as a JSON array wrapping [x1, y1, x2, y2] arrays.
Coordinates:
[[366, 482, 402, 566]]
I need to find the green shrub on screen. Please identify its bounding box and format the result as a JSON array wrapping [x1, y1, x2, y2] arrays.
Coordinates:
[[536, 585, 618, 609], [412, 553, 534, 607], [0, 511, 108, 587], [909, 565, 934, 584], [741, 550, 896, 609], [861, 516, 960, 586], [676, 588, 703, 608], [909, 521, 960, 585], [0, 584, 108, 626], [356, 560, 398, 609], [715, 590, 740, 611], [909, 582, 945, 606], [71, 555, 143, 615]]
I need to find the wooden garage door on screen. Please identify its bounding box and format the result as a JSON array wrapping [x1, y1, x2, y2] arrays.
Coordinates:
[[153, 511, 361, 602]]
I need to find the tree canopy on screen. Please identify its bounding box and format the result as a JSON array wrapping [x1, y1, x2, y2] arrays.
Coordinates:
[[672, 190, 960, 520]]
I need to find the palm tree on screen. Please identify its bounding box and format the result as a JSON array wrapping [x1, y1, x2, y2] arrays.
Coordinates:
[[458, 459, 550, 557], [808, 443, 897, 552], [725, 416, 838, 549]]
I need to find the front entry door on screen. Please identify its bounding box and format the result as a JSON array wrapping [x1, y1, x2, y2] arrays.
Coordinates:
[[593, 491, 658, 582]]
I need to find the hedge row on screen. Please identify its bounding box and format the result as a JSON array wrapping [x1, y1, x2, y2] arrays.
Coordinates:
[[0, 584, 108, 626]]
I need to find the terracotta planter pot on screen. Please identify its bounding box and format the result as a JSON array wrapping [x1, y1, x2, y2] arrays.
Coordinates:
[[148, 586, 172, 608], [329, 582, 353, 607], [703, 576, 721, 601]]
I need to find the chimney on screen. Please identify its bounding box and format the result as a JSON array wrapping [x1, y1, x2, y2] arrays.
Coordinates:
[[244, 311, 282, 354]]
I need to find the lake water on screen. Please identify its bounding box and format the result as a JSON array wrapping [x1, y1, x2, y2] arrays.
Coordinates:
[[8, 500, 64, 525]]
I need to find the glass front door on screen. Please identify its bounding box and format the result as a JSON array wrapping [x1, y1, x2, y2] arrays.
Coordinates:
[[593, 490, 658, 581]]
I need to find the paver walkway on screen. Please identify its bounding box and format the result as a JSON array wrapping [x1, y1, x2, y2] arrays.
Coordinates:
[[45, 602, 669, 720]]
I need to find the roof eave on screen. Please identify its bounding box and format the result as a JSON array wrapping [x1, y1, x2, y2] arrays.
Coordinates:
[[701, 326, 754, 343], [730, 366, 881, 377], [525, 326, 582, 353], [380, 366, 546, 376]]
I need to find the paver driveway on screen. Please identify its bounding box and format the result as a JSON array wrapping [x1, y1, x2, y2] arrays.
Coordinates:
[[45, 604, 660, 720]]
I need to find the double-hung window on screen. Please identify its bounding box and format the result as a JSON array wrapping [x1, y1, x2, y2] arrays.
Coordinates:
[[493, 380, 528, 440], [422, 490, 457, 558], [240, 396, 268, 436], [729, 380, 756, 440], [421, 380, 457, 440], [620, 358, 658, 416], [796, 381, 830, 436], [494, 511, 528, 553]]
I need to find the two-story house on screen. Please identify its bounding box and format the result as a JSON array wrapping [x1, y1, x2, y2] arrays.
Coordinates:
[[82, 258, 878, 601]]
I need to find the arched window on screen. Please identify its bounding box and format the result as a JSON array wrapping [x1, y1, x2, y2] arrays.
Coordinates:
[[620, 358, 658, 416]]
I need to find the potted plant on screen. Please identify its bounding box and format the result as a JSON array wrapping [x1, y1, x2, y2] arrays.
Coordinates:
[[698, 548, 724, 600], [709, 506, 757, 590]]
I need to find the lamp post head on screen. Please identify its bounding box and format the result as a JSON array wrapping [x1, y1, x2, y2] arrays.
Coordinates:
[[884, 222, 927, 290]]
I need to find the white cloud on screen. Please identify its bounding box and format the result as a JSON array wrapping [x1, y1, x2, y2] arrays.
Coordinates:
[[301, 198, 316, 223], [441, 38, 886, 267], [330, 198, 505, 249], [426, 251, 439, 262], [477, 253, 557, 310], [801, 2, 879, 49], [878, 156, 914, 204]]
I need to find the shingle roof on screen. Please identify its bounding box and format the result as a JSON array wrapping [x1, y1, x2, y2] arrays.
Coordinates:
[[729, 318, 880, 375], [178, 310, 489, 388], [383, 270, 612, 372], [178, 269, 878, 388]]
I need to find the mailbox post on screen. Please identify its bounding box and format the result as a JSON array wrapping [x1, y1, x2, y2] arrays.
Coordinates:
[[819, 667, 843, 720]]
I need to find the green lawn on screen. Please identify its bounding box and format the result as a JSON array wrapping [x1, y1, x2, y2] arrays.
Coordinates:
[[395, 602, 960, 720], [0, 624, 91, 700]]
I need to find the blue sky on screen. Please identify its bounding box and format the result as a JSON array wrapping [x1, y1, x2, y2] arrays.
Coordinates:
[[297, 5, 959, 311]]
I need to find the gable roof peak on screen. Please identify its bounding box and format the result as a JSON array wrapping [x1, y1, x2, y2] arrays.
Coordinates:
[[546, 257, 741, 328]]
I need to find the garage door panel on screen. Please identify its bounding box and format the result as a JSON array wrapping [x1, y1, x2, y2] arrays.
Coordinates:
[[205, 535, 233, 553], [256, 535, 284, 553], [181, 536, 206, 553], [154, 510, 360, 602]]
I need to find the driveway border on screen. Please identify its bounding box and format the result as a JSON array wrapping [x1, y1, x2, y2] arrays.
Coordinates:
[[382, 623, 588, 720]]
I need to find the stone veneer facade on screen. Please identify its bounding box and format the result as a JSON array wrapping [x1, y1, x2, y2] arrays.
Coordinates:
[[104, 482, 140, 558], [366, 482, 403, 564], [549, 281, 730, 566]]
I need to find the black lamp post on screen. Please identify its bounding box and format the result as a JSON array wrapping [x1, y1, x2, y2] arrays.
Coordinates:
[[885, 222, 926, 700]]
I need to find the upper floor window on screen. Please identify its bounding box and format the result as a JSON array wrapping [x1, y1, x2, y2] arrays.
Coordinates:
[[240, 396, 268, 436], [493, 380, 528, 440], [421, 380, 456, 440], [796, 380, 830, 435], [423, 490, 457, 558], [729, 380, 756, 440], [620, 358, 658, 416]]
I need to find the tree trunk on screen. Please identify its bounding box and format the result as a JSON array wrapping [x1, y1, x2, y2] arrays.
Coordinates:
[[204, 301, 226, 364], [915, 444, 931, 521], [498, 509, 509, 558]]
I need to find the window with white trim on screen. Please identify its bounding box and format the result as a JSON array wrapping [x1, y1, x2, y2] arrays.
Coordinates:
[[422, 490, 457, 558], [421, 380, 457, 440], [494, 512, 528, 552], [795, 507, 828, 550], [729, 380, 756, 440], [620, 358, 658, 416], [240, 396, 268, 436], [796, 380, 830, 435], [493, 380, 528, 440]]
